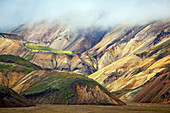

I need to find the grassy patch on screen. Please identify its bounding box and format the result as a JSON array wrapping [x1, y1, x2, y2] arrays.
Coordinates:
[[135, 39, 170, 59], [22, 72, 99, 94], [0, 62, 17, 72], [135, 50, 150, 58], [132, 68, 142, 76], [24, 42, 74, 57], [24, 52, 35, 60], [0, 55, 40, 74], [112, 89, 131, 94], [89, 55, 93, 60], [0, 54, 39, 69], [0, 62, 34, 75], [0, 85, 11, 94]]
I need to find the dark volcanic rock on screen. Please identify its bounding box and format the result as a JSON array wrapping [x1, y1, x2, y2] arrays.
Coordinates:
[[0, 85, 35, 107]]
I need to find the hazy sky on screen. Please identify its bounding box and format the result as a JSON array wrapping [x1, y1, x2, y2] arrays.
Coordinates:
[[0, 0, 170, 31]]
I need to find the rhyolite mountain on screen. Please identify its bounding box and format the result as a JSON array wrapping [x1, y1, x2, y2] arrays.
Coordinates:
[[0, 54, 125, 105], [0, 18, 170, 104]]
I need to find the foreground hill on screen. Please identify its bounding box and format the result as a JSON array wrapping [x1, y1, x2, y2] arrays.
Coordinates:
[[21, 72, 125, 105], [0, 85, 35, 107], [0, 55, 125, 105]]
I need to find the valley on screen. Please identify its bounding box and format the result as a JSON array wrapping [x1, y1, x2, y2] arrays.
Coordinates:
[[0, 103, 170, 113]]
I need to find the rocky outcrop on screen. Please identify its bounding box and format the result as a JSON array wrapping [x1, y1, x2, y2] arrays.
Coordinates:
[[76, 84, 125, 105], [0, 85, 35, 107]]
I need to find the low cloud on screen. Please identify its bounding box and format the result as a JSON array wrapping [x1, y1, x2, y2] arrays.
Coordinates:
[[0, 0, 170, 31]]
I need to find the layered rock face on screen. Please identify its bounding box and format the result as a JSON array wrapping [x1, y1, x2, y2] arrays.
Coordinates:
[[131, 72, 170, 104], [83, 20, 170, 70], [0, 85, 35, 107]]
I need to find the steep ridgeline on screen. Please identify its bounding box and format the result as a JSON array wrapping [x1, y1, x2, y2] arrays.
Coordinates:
[[81, 19, 170, 70], [7, 20, 107, 53], [0, 85, 35, 107], [89, 22, 170, 103], [0, 38, 96, 75], [0, 55, 125, 105]]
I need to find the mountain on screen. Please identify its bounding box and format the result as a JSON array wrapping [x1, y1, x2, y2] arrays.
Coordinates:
[[88, 20, 170, 103], [7, 20, 107, 53], [0, 19, 170, 104], [21, 72, 125, 105], [0, 54, 124, 105], [0, 84, 35, 107]]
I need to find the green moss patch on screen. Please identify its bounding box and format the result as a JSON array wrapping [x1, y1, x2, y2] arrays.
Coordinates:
[[24, 42, 74, 57], [0, 55, 40, 75], [0, 54, 39, 69], [0, 62, 33, 75]]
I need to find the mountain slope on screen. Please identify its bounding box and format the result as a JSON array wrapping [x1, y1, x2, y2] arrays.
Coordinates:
[[0, 38, 95, 75], [89, 38, 170, 103], [7, 20, 107, 53], [0, 54, 125, 105], [1, 19, 170, 104], [82, 19, 170, 70], [21, 72, 125, 105], [0, 85, 35, 107]]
